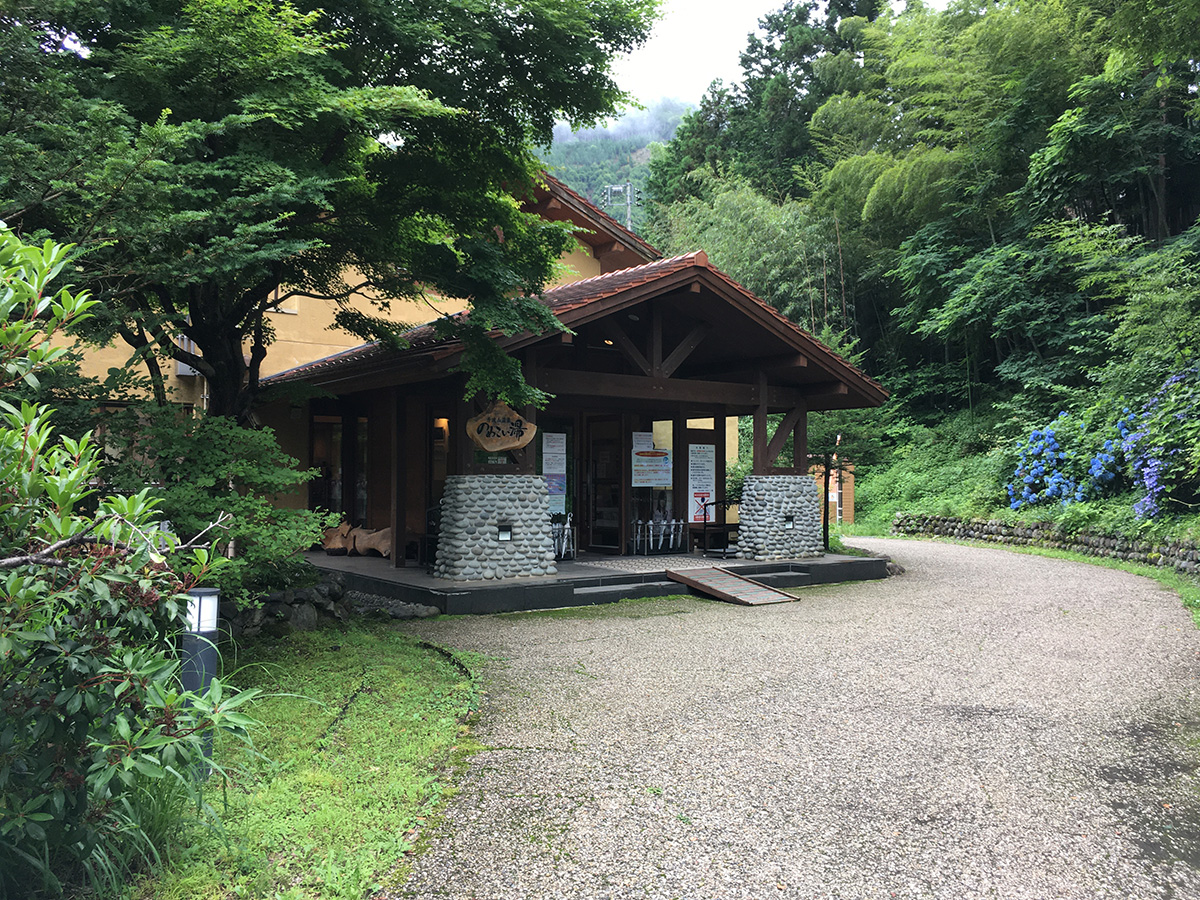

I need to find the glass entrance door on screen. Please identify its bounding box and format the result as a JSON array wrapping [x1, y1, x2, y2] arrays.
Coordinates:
[[586, 417, 622, 551]]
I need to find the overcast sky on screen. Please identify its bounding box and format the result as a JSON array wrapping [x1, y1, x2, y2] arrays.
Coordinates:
[[611, 0, 782, 107], [610, 0, 933, 109]]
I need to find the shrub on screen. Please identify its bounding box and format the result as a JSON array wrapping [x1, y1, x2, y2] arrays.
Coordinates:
[[100, 406, 334, 605], [0, 228, 258, 897], [1123, 365, 1200, 518], [1005, 410, 1136, 510], [854, 411, 1009, 527]]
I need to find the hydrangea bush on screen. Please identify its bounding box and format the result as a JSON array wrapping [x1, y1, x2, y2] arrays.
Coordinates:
[[1006, 413, 1088, 508], [1122, 366, 1200, 518], [1006, 411, 1136, 510], [1006, 367, 1198, 519]]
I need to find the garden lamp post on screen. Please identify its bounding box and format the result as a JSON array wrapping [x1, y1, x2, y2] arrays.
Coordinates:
[[182, 587, 220, 768]]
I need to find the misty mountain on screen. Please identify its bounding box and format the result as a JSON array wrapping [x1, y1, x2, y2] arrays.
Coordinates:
[[539, 99, 690, 234]]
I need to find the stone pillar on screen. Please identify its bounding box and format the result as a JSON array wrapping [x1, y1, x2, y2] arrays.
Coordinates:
[[737, 474, 822, 560], [433, 474, 558, 581]]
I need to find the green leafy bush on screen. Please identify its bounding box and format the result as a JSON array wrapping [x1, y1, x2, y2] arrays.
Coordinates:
[[854, 410, 1010, 528], [100, 407, 333, 605], [0, 228, 258, 898]]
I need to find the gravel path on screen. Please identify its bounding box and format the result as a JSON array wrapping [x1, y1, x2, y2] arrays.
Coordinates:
[[396, 538, 1200, 899]]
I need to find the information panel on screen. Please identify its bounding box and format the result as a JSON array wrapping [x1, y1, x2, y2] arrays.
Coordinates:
[[543, 432, 567, 515], [631, 431, 672, 488], [688, 443, 716, 523]]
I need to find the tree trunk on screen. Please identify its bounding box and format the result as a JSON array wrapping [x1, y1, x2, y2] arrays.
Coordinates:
[[186, 327, 252, 422]]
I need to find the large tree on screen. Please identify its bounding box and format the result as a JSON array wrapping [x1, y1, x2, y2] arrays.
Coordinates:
[[0, 0, 658, 421], [646, 0, 882, 207]]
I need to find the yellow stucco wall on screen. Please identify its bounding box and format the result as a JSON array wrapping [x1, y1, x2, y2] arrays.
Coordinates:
[[70, 239, 606, 392], [74, 338, 206, 407]]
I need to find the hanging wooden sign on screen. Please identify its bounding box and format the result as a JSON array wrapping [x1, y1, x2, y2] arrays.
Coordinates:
[[467, 400, 537, 452]]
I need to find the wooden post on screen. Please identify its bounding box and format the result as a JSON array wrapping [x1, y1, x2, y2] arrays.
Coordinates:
[[389, 387, 404, 567], [752, 372, 768, 474], [651, 305, 663, 376], [822, 452, 832, 552], [517, 353, 539, 475], [404, 393, 427, 566], [794, 404, 808, 472], [455, 387, 473, 473]]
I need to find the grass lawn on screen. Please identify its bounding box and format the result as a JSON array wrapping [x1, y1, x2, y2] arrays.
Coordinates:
[[137, 619, 480, 900]]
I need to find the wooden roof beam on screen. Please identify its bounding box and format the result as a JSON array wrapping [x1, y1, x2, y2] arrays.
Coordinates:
[[804, 381, 849, 397], [698, 354, 808, 380], [765, 406, 805, 468], [600, 319, 651, 376], [537, 368, 804, 407], [660, 323, 711, 378]]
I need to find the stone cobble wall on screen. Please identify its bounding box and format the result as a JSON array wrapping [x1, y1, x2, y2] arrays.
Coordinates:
[[218, 572, 443, 642], [434, 474, 557, 581], [219, 574, 353, 641], [737, 475, 823, 560], [892, 513, 1200, 575]]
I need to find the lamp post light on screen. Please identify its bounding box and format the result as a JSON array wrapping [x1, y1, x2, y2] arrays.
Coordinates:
[[182, 587, 220, 769]]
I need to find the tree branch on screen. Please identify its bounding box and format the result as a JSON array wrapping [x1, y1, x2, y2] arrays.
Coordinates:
[[0, 512, 231, 569]]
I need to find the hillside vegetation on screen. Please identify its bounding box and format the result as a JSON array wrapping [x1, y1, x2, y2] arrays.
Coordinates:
[[633, 0, 1200, 544], [539, 100, 689, 232]]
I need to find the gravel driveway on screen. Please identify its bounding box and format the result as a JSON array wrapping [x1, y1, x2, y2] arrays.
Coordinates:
[[397, 538, 1200, 899]]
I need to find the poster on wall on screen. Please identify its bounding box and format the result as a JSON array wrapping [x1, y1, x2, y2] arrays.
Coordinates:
[[688, 443, 716, 523], [631, 431, 672, 487], [543, 432, 567, 515]]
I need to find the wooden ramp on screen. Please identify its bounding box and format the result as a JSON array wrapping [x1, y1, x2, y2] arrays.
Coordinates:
[[665, 567, 797, 606]]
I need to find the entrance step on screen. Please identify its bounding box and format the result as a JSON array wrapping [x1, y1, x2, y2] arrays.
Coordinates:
[[572, 581, 681, 602], [665, 567, 798, 606]]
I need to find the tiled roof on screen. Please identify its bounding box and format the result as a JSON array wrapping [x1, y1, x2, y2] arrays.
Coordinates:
[[539, 173, 661, 261], [264, 250, 887, 402], [265, 253, 709, 384], [400, 251, 706, 348]]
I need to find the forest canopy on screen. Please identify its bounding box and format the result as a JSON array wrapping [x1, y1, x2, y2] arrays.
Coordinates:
[[639, 0, 1200, 531]]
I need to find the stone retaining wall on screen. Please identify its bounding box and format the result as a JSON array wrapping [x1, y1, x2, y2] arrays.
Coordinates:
[[737, 475, 823, 560], [892, 513, 1200, 574], [434, 474, 558, 581], [218, 572, 443, 641], [219, 574, 353, 640]]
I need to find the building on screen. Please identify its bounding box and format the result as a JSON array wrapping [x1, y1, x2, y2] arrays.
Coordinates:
[[258, 182, 888, 578]]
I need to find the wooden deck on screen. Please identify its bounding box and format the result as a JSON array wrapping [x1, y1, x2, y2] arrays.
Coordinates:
[[308, 549, 889, 615]]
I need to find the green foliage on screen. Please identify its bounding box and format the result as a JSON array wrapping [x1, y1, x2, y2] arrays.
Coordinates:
[[540, 100, 690, 234], [0, 227, 258, 898], [642, 0, 1200, 548], [1025, 57, 1200, 239], [854, 409, 1011, 527], [143, 622, 479, 900], [1046, 220, 1200, 402], [100, 406, 332, 604], [1122, 367, 1200, 519], [0, 232, 91, 392], [2, 0, 659, 417], [648, 173, 845, 331], [648, 0, 885, 206], [1093, 0, 1200, 73]]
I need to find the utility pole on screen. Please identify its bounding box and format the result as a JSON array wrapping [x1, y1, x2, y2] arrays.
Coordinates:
[[601, 182, 641, 229]]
